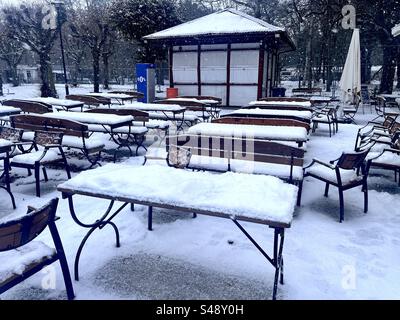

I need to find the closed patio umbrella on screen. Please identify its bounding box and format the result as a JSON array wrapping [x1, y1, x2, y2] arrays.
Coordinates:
[[339, 28, 361, 104]]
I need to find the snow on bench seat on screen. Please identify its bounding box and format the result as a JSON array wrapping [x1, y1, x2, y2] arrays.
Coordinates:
[[0, 241, 55, 286], [0, 106, 21, 116], [230, 108, 313, 120], [188, 156, 303, 180], [0, 139, 12, 148], [62, 135, 105, 151], [58, 164, 297, 226], [188, 123, 308, 143], [249, 100, 312, 107]]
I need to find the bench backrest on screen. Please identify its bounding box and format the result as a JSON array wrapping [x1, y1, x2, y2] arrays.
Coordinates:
[[0, 198, 58, 251], [337, 150, 369, 171], [2, 99, 51, 114], [167, 134, 304, 179], [66, 95, 103, 106], [86, 108, 149, 122], [212, 116, 311, 132], [10, 114, 89, 138]]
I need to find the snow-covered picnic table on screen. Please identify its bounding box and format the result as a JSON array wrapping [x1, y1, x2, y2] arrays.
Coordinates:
[[0, 106, 21, 117], [227, 108, 313, 122], [188, 122, 308, 147], [26, 97, 85, 110], [58, 163, 297, 299]]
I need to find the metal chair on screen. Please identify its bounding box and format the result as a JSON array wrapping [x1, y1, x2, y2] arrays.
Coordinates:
[[0, 198, 74, 299], [304, 150, 370, 222]]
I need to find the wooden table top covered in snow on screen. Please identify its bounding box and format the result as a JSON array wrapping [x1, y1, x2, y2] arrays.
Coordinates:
[[188, 122, 308, 145], [27, 97, 84, 109], [58, 164, 297, 227]]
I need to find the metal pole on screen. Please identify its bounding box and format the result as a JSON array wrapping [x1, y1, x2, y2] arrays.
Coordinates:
[[55, 4, 69, 96]]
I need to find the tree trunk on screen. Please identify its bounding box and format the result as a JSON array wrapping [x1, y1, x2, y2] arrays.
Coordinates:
[[397, 53, 400, 89], [10, 64, 19, 87], [92, 49, 100, 93], [103, 53, 109, 90], [39, 54, 57, 97], [0, 71, 3, 96], [380, 44, 397, 93]]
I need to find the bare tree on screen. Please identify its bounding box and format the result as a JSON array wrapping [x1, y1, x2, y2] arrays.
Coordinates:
[[69, 0, 112, 93], [3, 2, 59, 97], [0, 22, 26, 86]]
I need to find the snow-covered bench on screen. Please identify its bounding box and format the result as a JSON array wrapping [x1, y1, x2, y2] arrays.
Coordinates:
[[2, 99, 51, 114], [0, 198, 74, 299], [10, 114, 105, 167], [165, 133, 304, 205], [188, 122, 308, 147]]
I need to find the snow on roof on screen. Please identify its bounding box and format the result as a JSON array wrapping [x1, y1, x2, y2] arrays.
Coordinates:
[[144, 8, 284, 40]]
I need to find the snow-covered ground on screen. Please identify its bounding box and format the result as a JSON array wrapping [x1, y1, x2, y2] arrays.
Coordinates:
[[1, 83, 400, 300]]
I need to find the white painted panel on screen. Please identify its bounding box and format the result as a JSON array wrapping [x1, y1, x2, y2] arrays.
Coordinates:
[[230, 50, 258, 83], [201, 44, 227, 50], [229, 85, 257, 107], [173, 51, 197, 83], [201, 51, 227, 83], [173, 45, 197, 51], [231, 43, 259, 49], [176, 85, 198, 96], [202, 85, 227, 105]]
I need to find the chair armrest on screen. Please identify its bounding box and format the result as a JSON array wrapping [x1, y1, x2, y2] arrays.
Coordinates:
[[304, 158, 336, 170]]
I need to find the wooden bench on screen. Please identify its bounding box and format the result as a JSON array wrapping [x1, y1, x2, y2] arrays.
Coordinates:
[[2, 99, 52, 114], [292, 87, 322, 96], [0, 198, 74, 299], [66, 94, 111, 108], [109, 91, 144, 100], [166, 133, 304, 205], [213, 116, 311, 133], [10, 114, 105, 168]]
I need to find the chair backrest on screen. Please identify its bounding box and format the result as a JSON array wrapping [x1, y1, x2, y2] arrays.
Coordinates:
[[10, 114, 89, 138], [212, 116, 311, 131], [167, 134, 304, 169], [0, 127, 23, 143], [85, 108, 149, 122], [34, 130, 64, 147], [2, 100, 51, 114], [0, 198, 58, 252], [337, 150, 369, 170]]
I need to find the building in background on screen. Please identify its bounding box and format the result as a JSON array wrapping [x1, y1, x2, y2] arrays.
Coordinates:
[[144, 8, 295, 107]]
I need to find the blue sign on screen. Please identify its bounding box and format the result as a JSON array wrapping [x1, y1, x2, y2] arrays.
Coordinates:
[[136, 63, 155, 103]]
